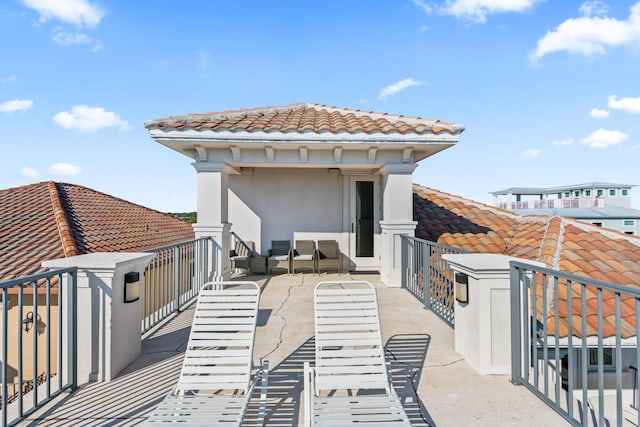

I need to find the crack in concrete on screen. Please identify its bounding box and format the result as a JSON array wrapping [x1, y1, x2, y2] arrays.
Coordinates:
[[260, 275, 305, 363]]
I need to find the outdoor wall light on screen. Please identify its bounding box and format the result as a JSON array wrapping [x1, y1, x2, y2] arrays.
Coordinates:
[[22, 311, 36, 332], [124, 272, 140, 303], [455, 272, 469, 304]]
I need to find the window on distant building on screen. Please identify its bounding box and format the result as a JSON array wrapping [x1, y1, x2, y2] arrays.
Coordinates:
[[626, 231, 635, 236], [564, 191, 570, 198], [593, 222, 603, 227], [610, 189, 616, 196], [622, 189, 629, 196], [589, 348, 614, 368], [585, 190, 591, 197], [574, 191, 580, 197], [597, 189, 604, 197], [624, 220, 635, 226]]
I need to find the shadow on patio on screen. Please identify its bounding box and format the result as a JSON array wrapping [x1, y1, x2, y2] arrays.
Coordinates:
[[245, 334, 435, 427], [19, 272, 568, 426]]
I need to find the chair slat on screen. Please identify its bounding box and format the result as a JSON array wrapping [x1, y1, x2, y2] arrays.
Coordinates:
[[306, 280, 409, 427], [146, 281, 267, 427]]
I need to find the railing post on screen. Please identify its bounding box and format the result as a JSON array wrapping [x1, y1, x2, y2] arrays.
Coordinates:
[[173, 245, 181, 313], [400, 236, 407, 289], [204, 237, 211, 284], [423, 243, 431, 310], [69, 268, 78, 392], [510, 262, 522, 384], [2, 288, 7, 427]]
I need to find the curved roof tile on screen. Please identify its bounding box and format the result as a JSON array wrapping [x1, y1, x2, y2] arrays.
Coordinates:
[[0, 182, 194, 281], [145, 103, 464, 136], [413, 184, 640, 339]]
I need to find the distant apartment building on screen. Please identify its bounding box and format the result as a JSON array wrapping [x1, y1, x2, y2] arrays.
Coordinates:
[[490, 182, 640, 236]]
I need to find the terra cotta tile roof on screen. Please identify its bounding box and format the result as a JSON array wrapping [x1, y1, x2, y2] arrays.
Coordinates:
[[0, 182, 195, 282], [413, 184, 640, 339], [145, 103, 464, 135]]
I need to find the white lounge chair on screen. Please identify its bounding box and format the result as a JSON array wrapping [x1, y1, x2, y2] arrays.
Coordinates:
[[144, 281, 268, 426], [304, 280, 410, 426]]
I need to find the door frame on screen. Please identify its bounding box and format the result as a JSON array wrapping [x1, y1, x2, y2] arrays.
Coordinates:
[[348, 175, 380, 270]]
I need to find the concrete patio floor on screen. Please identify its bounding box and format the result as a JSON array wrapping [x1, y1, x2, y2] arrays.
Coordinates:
[[19, 273, 569, 426]]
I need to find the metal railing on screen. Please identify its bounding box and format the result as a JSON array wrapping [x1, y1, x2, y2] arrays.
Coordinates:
[[510, 261, 640, 427], [142, 237, 213, 333], [499, 197, 606, 211], [632, 366, 638, 410], [1, 268, 77, 427], [400, 236, 468, 327]]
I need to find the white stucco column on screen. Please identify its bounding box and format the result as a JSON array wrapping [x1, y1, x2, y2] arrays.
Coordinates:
[[42, 252, 154, 384], [378, 164, 417, 287], [192, 162, 233, 280], [442, 254, 544, 375]]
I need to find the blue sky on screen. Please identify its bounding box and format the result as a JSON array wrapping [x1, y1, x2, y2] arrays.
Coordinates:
[[2, 0, 640, 211]]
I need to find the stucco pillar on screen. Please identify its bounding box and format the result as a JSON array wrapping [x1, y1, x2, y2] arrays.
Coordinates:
[[42, 252, 155, 384], [379, 164, 417, 287], [192, 162, 232, 280], [442, 254, 544, 375]]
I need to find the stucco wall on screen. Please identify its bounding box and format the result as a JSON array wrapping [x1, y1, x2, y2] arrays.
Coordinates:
[[229, 168, 344, 254], [3, 293, 60, 386], [588, 219, 639, 236]]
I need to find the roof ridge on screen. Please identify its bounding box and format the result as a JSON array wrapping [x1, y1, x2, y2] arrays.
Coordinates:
[[145, 104, 465, 134], [47, 182, 79, 257], [58, 182, 187, 220], [145, 103, 308, 127], [538, 216, 565, 269], [553, 218, 566, 269]]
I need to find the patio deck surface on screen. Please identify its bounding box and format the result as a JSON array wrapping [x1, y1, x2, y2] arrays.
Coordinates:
[[19, 273, 569, 426]]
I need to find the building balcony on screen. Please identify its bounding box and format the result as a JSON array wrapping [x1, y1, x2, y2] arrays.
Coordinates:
[[12, 272, 567, 426], [497, 197, 606, 211]]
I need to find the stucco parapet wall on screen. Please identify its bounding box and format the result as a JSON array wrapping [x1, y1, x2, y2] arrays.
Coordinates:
[[193, 223, 230, 232], [442, 254, 545, 280], [379, 221, 418, 230], [377, 163, 417, 175], [42, 252, 155, 272], [192, 162, 237, 174]]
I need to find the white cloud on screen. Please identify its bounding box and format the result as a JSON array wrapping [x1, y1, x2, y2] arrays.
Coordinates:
[[440, 0, 542, 24], [53, 105, 130, 131], [530, 2, 640, 60], [524, 148, 540, 158], [553, 138, 574, 146], [579, 0, 609, 17], [48, 162, 82, 176], [21, 167, 39, 178], [608, 95, 640, 114], [590, 107, 610, 118], [20, 0, 105, 27], [378, 78, 424, 100], [52, 28, 91, 45], [412, 0, 433, 14], [51, 26, 102, 51], [580, 128, 628, 148], [0, 99, 34, 113], [0, 75, 16, 84]]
